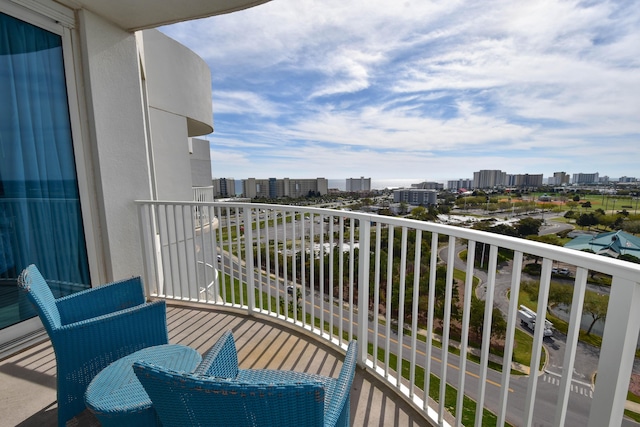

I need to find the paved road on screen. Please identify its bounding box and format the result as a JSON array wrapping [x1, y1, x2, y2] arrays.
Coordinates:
[[438, 241, 602, 425], [201, 222, 639, 426]]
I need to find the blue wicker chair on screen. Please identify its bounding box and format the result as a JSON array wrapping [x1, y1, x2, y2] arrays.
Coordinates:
[[133, 330, 357, 427], [17, 264, 169, 426]]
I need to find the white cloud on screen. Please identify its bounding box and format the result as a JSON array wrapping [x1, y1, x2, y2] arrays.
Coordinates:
[[213, 90, 282, 117], [161, 0, 640, 181]]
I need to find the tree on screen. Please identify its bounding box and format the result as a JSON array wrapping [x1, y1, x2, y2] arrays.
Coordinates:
[[573, 195, 581, 202], [618, 254, 640, 264], [469, 297, 485, 339], [622, 220, 640, 235], [516, 217, 543, 237], [409, 206, 431, 221], [576, 213, 598, 230], [399, 202, 409, 215], [548, 282, 573, 307], [583, 292, 608, 335], [437, 205, 451, 215], [564, 210, 576, 222], [613, 216, 625, 230], [468, 297, 507, 341], [491, 308, 507, 340]]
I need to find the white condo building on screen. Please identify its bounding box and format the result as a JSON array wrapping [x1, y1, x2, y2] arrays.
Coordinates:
[[346, 177, 371, 192]]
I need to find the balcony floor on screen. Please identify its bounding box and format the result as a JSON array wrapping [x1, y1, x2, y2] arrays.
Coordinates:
[[0, 303, 431, 426]]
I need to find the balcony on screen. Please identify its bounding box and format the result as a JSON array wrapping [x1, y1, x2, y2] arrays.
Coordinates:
[[1, 304, 428, 426], [3, 200, 640, 426]]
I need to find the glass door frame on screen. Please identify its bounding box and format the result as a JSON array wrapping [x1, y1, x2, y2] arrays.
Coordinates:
[[0, 0, 101, 350]]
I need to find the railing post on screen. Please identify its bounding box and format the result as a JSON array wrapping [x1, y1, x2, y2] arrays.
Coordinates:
[[357, 218, 371, 366], [588, 276, 640, 427], [243, 207, 256, 314]]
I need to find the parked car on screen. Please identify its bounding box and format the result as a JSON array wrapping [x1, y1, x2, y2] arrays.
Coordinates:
[[552, 267, 570, 276]]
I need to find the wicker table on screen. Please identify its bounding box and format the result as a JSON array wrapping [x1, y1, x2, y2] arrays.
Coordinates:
[[85, 344, 202, 427]]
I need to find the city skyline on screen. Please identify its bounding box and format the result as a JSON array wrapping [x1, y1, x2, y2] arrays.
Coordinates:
[[162, 1, 640, 181], [215, 170, 636, 185]]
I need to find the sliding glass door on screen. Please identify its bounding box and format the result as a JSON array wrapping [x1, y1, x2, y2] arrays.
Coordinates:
[[0, 11, 89, 330]]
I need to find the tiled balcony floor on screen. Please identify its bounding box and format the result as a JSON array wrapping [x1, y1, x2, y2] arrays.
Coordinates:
[[0, 303, 431, 426]]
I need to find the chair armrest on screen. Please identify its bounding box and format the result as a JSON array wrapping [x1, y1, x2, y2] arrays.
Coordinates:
[[56, 277, 146, 325], [324, 340, 358, 427], [193, 330, 239, 378], [55, 300, 169, 361]]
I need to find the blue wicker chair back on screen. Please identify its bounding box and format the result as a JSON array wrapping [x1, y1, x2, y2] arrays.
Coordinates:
[[135, 364, 325, 427], [134, 330, 358, 427], [17, 264, 169, 426], [18, 264, 61, 333]]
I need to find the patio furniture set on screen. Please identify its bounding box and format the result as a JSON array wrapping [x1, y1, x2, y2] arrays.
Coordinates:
[[18, 264, 357, 426]]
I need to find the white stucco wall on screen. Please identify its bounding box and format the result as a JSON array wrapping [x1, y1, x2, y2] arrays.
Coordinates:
[[75, 13, 215, 282], [142, 30, 213, 137], [191, 138, 213, 187], [142, 29, 213, 201], [77, 10, 152, 281], [148, 108, 193, 201]]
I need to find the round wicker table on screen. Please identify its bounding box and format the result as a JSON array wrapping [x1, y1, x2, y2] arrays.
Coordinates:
[[85, 344, 202, 426]]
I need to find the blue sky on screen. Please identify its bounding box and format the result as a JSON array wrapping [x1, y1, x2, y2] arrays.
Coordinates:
[[160, 0, 640, 183]]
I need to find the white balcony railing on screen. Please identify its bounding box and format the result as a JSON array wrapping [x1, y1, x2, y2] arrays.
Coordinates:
[[137, 200, 640, 427]]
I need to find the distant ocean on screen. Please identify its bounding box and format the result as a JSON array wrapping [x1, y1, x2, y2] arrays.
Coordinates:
[[328, 178, 436, 191]]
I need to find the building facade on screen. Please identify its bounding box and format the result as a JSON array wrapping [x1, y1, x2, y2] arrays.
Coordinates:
[[0, 0, 270, 353], [412, 181, 444, 190], [550, 171, 570, 186], [447, 179, 473, 191], [473, 170, 507, 189], [507, 174, 543, 189], [572, 172, 600, 184], [212, 178, 236, 198], [393, 189, 438, 206], [243, 178, 328, 199], [346, 177, 371, 192]]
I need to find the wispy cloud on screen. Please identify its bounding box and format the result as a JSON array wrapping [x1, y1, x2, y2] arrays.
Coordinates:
[[162, 0, 640, 182]]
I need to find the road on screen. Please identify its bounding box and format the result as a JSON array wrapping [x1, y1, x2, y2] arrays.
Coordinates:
[[201, 221, 638, 426], [438, 234, 639, 426], [215, 247, 583, 426]]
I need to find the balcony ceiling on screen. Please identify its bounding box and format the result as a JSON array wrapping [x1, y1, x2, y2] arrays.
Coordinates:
[[55, 0, 272, 31]]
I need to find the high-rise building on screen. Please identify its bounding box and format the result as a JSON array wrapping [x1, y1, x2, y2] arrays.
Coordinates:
[[550, 172, 570, 186], [473, 170, 507, 189], [393, 189, 438, 206], [572, 173, 599, 185], [508, 174, 543, 189], [619, 176, 638, 183], [412, 181, 444, 190], [212, 178, 236, 198], [243, 178, 328, 199], [447, 179, 473, 191], [346, 177, 371, 192]]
